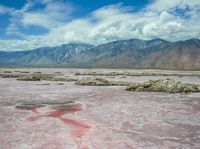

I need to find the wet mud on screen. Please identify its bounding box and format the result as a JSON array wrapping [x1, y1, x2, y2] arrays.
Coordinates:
[[15, 105, 45, 114]]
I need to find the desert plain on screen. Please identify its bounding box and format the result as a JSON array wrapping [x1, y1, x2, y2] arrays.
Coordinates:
[[0, 68, 200, 149]]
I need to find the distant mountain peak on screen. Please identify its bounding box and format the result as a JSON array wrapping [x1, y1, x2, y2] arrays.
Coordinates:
[[63, 42, 94, 46], [149, 38, 169, 43], [180, 38, 200, 48], [0, 38, 200, 70], [185, 38, 200, 43]]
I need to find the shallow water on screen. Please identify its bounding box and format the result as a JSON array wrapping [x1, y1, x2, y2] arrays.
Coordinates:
[[0, 68, 200, 149]]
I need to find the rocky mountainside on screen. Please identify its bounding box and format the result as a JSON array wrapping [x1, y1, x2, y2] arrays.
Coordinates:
[[0, 43, 93, 67], [0, 38, 200, 70]]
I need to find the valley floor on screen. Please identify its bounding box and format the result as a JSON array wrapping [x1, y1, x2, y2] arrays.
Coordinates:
[[0, 68, 200, 149]]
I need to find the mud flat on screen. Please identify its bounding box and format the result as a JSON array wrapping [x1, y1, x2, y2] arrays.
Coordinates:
[[0, 68, 200, 149]]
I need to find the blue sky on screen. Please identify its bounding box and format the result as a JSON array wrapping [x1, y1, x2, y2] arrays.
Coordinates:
[[0, 0, 200, 51]]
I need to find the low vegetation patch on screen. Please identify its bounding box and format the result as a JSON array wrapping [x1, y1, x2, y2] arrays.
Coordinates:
[[48, 77, 78, 82], [75, 77, 110, 86], [75, 71, 124, 76], [0, 72, 77, 82], [75, 77, 131, 86], [126, 78, 200, 93], [0, 74, 25, 78], [54, 72, 63, 75], [3, 71, 12, 73], [14, 70, 30, 74], [109, 80, 131, 86], [17, 73, 54, 81], [75, 71, 200, 77]]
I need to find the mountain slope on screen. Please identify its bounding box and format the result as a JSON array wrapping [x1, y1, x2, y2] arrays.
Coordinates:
[[64, 38, 200, 70], [0, 43, 94, 67], [65, 39, 170, 67], [0, 39, 200, 70], [139, 39, 200, 70]]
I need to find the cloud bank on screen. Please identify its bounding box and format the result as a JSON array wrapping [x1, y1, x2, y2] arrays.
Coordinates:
[[0, 0, 200, 51]]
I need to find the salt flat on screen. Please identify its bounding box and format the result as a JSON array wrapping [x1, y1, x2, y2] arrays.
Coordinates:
[[0, 68, 200, 149]]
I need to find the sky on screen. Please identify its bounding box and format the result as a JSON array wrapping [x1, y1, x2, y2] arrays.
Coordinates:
[[0, 0, 200, 51]]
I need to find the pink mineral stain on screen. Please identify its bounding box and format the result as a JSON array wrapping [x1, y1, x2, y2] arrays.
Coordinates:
[[27, 115, 45, 121], [47, 103, 91, 148], [71, 128, 89, 138], [16, 103, 92, 149], [47, 103, 83, 118], [60, 118, 91, 129]]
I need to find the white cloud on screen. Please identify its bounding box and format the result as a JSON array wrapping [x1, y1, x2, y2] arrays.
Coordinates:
[[6, 0, 75, 35], [0, 4, 14, 15], [21, 1, 74, 29], [0, 0, 200, 51], [148, 0, 200, 11]]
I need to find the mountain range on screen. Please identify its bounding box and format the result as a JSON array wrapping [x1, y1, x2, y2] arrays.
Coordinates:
[[0, 38, 200, 70]]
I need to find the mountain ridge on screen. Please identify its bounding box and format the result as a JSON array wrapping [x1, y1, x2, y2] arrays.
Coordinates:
[[0, 38, 200, 70]]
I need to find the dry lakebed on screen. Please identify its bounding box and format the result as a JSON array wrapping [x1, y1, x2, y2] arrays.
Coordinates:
[[0, 68, 200, 149]]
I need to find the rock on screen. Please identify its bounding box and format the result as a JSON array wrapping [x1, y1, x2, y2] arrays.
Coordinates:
[[57, 83, 64, 85]]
